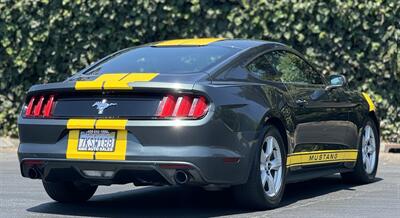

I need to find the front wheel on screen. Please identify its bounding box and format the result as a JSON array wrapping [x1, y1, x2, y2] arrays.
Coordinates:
[[341, 118, 379, 183], [42, 180, 97, 203], [233, 125, 286, 209]]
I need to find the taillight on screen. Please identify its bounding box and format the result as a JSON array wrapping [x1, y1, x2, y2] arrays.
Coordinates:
[[172, 96, 193, 117], [156, 95, 176, 118], [43, 95, 55, 117], [33, 96, 45, 116], [156, 94, 209, 119], [24, 95, 56, 118], [25, 97, 36, 117], [189, 96, 207, 118]]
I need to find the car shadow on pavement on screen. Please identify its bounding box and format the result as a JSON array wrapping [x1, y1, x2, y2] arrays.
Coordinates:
[[27, 174, 382, 217]]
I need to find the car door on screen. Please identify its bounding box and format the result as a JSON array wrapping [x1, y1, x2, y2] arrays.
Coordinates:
[[269, 51, 356, 157]]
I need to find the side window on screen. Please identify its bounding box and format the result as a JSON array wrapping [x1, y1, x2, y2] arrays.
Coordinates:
[[246, 52, 282, 82], [275, 51, 324, 85], [292, 53, 324, 85]]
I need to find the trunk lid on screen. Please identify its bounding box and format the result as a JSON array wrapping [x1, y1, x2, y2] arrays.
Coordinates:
[[24, 73, 209, 119]]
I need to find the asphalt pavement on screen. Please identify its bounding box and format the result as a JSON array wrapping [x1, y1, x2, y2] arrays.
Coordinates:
[[1, 150, 399, 218]]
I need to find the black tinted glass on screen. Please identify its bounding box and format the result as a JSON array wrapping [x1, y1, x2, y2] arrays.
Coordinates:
[[85, 46, 239, 74], [275, 52, 324, 85], [247, 52, 282, 82]]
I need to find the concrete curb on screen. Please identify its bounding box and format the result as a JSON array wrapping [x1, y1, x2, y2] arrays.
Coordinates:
[[0, 137, 19, 148], [384, 142, 400, 153]]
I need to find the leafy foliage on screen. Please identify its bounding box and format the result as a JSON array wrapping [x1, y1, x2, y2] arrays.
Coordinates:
[[0, 0, 399, 142]]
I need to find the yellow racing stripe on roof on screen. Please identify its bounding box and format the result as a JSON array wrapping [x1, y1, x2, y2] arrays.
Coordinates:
[[75, 73, 158, 90], [154, 38, 225, 46], [362, 92, 376, 111]]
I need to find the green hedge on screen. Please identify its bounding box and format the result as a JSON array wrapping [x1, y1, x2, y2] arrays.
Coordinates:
[[1, 0, 399, 142]]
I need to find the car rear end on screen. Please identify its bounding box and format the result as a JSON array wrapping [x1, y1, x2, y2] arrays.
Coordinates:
[[18, 41, 255, 187]]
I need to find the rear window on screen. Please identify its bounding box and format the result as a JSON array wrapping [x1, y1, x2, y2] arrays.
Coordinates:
[[84, 46, 239, 74]]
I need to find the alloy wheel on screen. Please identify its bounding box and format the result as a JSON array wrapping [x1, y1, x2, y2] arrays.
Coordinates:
[[361, 125, 376, 174], [260, 136, 283, 197]]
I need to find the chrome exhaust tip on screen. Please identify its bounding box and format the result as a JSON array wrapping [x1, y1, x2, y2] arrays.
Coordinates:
[[174, 170, 189, 184], [28, 168, 39, 179]]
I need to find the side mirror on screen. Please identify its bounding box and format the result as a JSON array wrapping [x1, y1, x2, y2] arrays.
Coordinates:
[[326, 74, 347, 91]]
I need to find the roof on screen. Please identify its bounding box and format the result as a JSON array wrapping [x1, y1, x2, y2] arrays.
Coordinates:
[[152, 38, 278, 50]]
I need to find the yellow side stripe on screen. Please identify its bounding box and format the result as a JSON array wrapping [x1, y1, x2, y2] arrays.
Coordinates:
[[288, 160, 357, 168], [362, 92, 376, 111], [286, 149, 358, 167], [154, 38, 225, 46], [287, 149, 358, 156], [75, 73, 158, 90]]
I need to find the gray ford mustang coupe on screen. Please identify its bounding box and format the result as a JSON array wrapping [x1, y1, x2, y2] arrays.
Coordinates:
[[18, 38, 380, 209]]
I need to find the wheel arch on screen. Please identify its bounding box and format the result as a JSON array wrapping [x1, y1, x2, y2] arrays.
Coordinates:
[[368, 111, 380, 138], [264, 117, 289, 155], [242, 116, 289, 185]]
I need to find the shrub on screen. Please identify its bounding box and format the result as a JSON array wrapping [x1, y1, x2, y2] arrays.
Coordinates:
[[0, 0, 399, 142]]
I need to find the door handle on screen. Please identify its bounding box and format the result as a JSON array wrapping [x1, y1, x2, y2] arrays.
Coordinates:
[[295, 99, 308, 106]]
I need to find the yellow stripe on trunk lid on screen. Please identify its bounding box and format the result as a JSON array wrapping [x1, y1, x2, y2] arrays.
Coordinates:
[[75, 73, 158, 90]]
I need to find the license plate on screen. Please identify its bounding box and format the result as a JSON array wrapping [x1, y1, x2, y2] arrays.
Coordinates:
[[78, 130, 116, 152]]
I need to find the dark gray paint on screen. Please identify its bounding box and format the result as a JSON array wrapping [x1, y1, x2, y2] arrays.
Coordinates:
[[18, 40, 377, 186]]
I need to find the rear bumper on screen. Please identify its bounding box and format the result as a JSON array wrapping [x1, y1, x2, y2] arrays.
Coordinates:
[[18, 144, 249, 185], [18, 116, 261, 186], [20, 158, 207, 186]]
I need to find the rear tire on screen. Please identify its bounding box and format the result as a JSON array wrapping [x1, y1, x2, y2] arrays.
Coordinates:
[[42, 180, 97, 203], [233, 125, 287, 209], [341, 118, 379, 184]]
